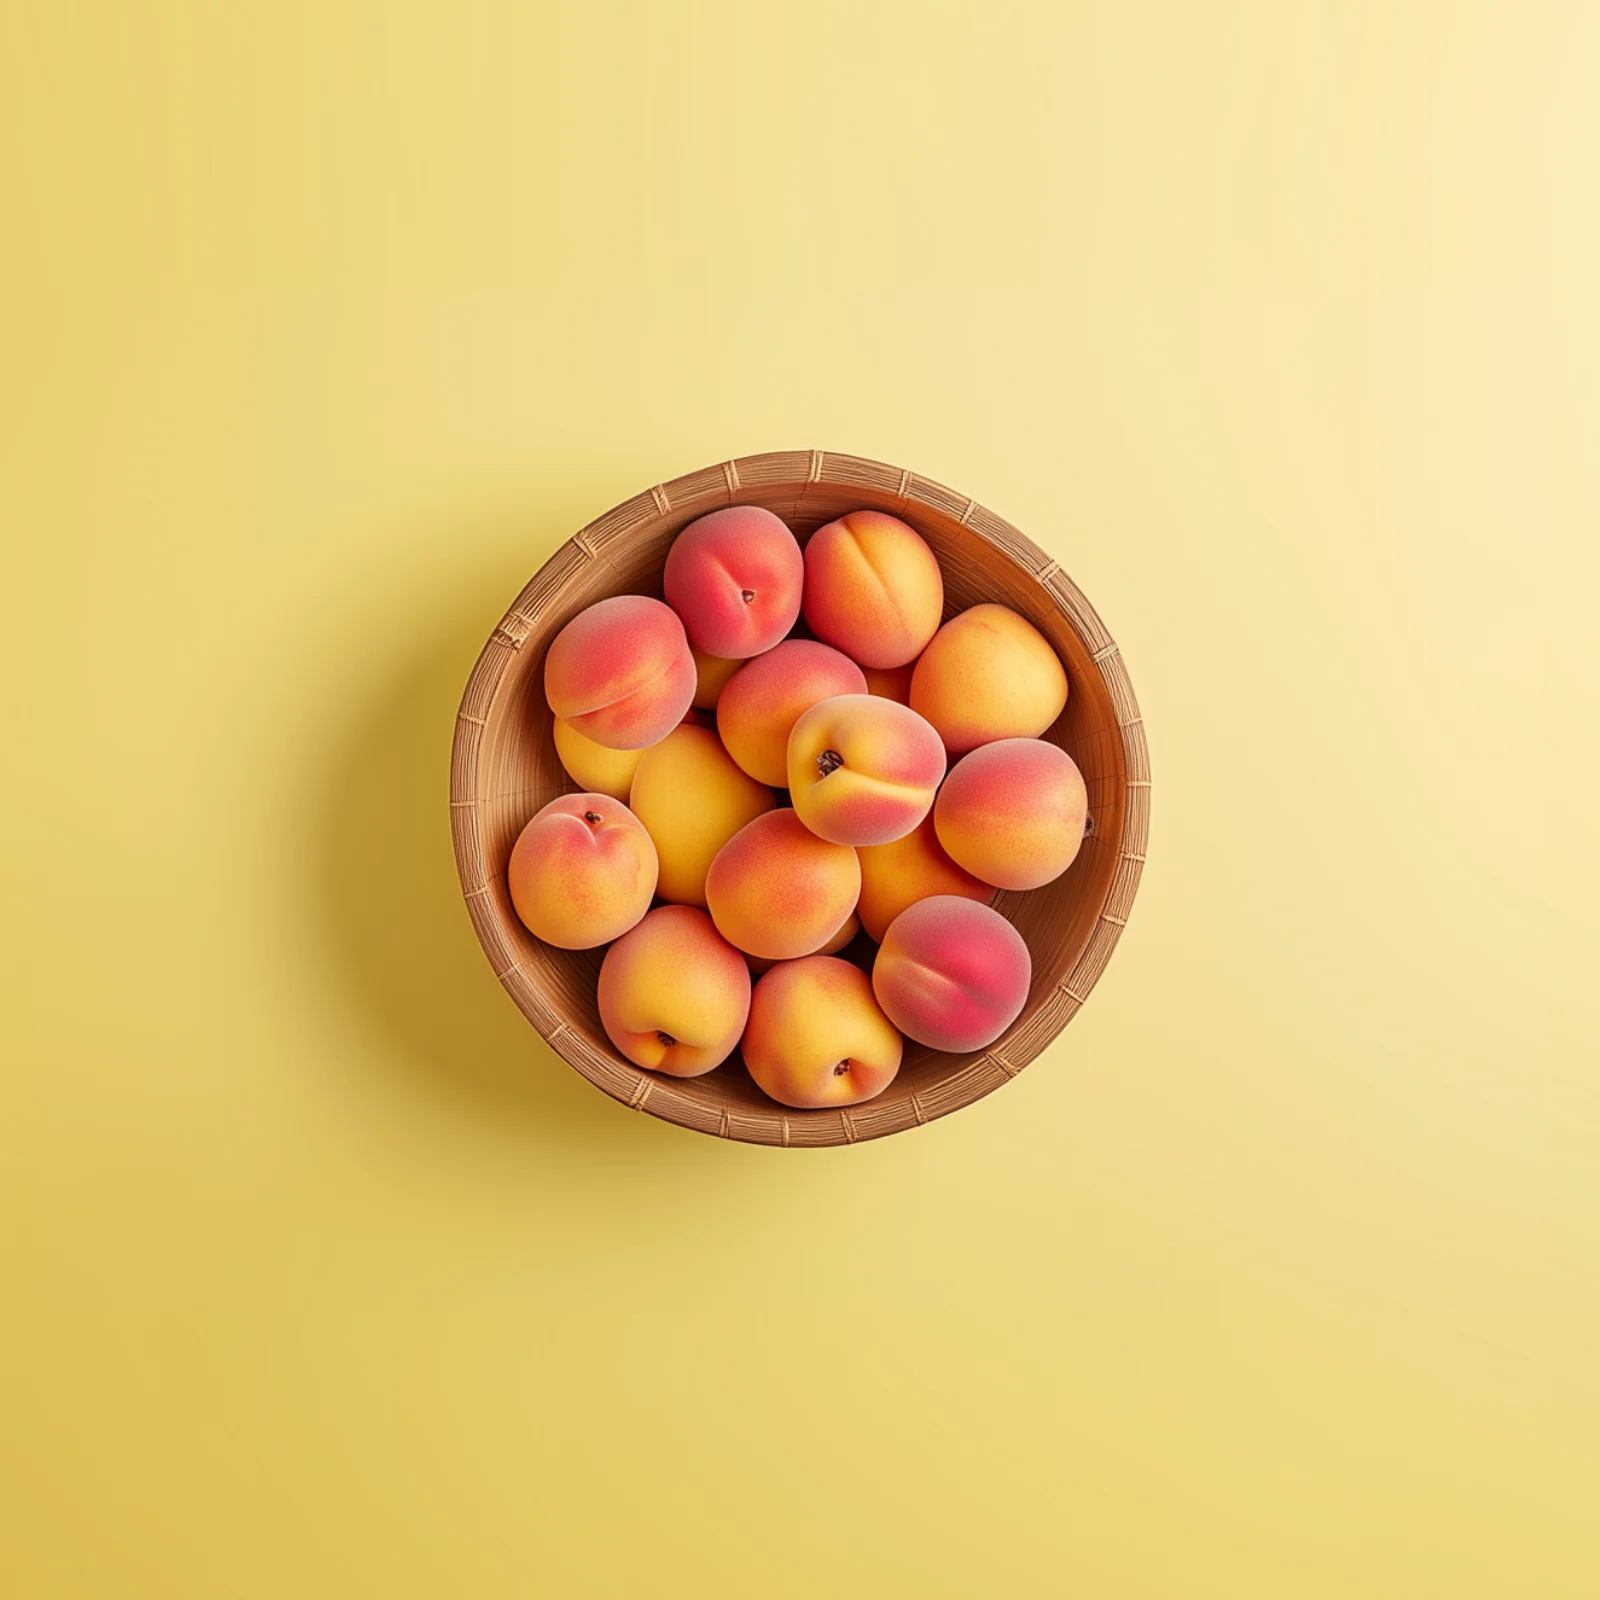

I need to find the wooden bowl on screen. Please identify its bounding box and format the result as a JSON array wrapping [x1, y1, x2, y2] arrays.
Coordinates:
[[451, 451, 1148, 1146]]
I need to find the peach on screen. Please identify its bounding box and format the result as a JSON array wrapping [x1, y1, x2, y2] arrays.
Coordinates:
[[691, 646, 743, 710], [787, 694, 946, 847], [801, 509, 944, 669], [935, 738, 1088, 891], [704, 808, 860, 961], [909, 603, 1068, 755], [544, 594, 696, 750], [597, 905, 751, 1076], [663, 505, 803, 659], [628, 724, 775, 907], [862, 663, 914, 705], [742, 956, 903, 1108], [872, 896, 1031, 1054], [744, 912, 858, 976], [507, 793, 657, 949], [855, 816, 994, 943], [717, 640, 867, 786], [551, 716, 643, 802]]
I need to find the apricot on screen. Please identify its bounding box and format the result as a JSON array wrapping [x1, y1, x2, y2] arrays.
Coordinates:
[[855, 815, 994, 943], [544, 594, 696, 750], [691, 646, 743, 710], [801, 509, 943, 669], [663, 505, 804, 659], [597, 905, 751, 1076], [704, 808, 860, 961], [862, 663, 914, 705], [506, 793, 657, 949], [909, 603, 1068, 755], [744, 912, 858, 976], [551, 717, 643, 802], [628, 724, 774, 907], [787, 694, 946, 847], [872, 896, 1031, 1054], [742, 956, 903, 1109], [717, 640, 866, 786], [935, 737, 1088, 891]]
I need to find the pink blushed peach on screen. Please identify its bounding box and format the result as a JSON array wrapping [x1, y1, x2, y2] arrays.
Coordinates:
[[909, 604, 1067, 755], [663, 505, 803, 659], [872, 896, 1031, 1054], [544, 594, 696, 750]]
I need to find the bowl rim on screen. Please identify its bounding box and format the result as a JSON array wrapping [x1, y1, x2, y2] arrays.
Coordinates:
[[451, 450, 1150, 1146]]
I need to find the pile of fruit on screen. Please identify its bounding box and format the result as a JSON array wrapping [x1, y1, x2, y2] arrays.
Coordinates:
[[509, 505, 1088, 1110]]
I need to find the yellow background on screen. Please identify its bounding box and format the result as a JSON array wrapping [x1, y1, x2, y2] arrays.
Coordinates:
[[6, 3, 1596, 1595]]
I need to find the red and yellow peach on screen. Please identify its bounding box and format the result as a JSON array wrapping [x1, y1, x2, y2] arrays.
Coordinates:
[[628, 724, 774, 907], [704, 808, 860, 961], [742, 956, 903, 1108], [801, 510, 944, 669], [597, 905, 751, 1076], [909, 604, 1067, 755], [787, 693, 946, 847], [717, 639, 867, 787], [855, 815, 994, 943], [507, 793, 657, 949], [544, 594, 696, 750], [872, 896, 1031, 1053], [934, 737, 1088, 890], [663, 505, 803, 659]]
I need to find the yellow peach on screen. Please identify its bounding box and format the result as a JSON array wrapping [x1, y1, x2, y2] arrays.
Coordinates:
[[909, 604, 1068, 755], [855, 815, 994, 943], [691, 647, 743, 710], [862, 663, 914, 704], [742, 956, 903, 1108], [552, 716, 644, 802], [628, 724, 775, 907], [597, 905, 751, 1076]]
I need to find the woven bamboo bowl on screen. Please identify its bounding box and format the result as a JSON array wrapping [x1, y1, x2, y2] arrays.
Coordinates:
[[452, 451, 1149, 1146]]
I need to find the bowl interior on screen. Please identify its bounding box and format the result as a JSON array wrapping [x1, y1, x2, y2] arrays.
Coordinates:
[[453, 452, 1146, 1145]]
